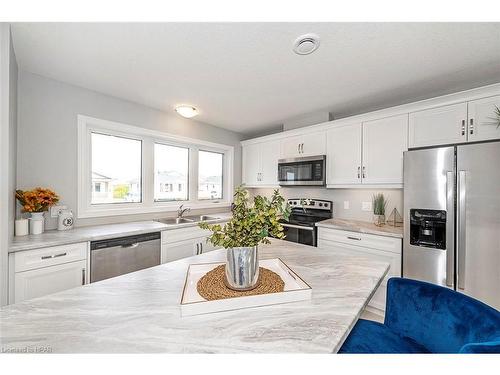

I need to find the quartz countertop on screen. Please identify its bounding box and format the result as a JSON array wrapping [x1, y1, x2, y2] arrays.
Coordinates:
[[9, 212, 233, 253], [0, 239, 389, 353], [316, 218, 403, 239]]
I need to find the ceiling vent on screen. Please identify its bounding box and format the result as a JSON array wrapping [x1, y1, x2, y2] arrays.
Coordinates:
[[293, 34, 320, 55]]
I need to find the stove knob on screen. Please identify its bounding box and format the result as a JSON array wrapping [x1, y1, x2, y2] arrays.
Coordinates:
[[318, 203, 323, 207]]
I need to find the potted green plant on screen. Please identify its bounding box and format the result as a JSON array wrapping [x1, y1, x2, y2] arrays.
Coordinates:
[[199, 186, 290, 291], [372, 193, 388, 226]]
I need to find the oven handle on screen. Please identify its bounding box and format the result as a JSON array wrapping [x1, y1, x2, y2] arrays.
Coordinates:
[[281, 223, 315, 231]]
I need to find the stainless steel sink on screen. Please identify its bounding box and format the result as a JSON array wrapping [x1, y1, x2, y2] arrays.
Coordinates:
[[184, 215, 219, 222], [157, 217, 194, 225], [156, 215, 219, 226]]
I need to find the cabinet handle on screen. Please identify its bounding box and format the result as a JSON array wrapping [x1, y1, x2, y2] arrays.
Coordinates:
[[461, 120, 465, 136], [301, 143, 304, 153], [41, 252, 67, 260], [200, 243, 203, 254], [357, 166, 361, 179], [297, 144, 300, 154], [469, 118, 474, 135], [196, 243, 200, 255], [82, 269, 86, 285], [362, 166, 366, 179], [347, 236, 362, 241]]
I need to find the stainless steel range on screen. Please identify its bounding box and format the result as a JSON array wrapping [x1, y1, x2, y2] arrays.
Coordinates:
[[281, 199, 333, 247]]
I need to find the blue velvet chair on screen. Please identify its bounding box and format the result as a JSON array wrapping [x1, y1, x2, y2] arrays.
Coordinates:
[[339, 277, 500, 353]]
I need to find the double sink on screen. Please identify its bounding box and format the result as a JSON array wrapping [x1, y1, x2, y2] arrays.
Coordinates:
[[156, 215, 220, 226]]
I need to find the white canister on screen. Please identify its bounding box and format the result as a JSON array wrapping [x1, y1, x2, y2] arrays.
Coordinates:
[[15, 219, 29, 236], [29, 218, 44, 235], [58, 209, 74, 231]]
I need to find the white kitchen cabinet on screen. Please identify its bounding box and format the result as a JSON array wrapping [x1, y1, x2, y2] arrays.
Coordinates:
[[362, 114, 408, 185], [14, 260, 87, 304], [281, 132, 326, 158], [326, 123, 362, 186], [409, 102, 468, 148], [468, 95, 500, 142], [242, 143, 261, 186], [9, 242, 88, 304], [242, 140, 280, 187], [318, 227, 402, 314], [161, 222, 228, 263]]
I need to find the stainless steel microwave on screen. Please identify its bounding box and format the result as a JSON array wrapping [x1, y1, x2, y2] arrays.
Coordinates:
[[278, 155, 326, 186]]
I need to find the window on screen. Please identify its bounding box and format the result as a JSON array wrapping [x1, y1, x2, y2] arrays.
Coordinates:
[[198, 150, 223, 200], [154, 143, 189, 201], [91, 133, 142, 204], [78, 115, 233, 218]]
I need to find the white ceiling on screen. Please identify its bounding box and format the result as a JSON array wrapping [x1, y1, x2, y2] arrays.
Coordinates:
[[11, 22, 500, 135]]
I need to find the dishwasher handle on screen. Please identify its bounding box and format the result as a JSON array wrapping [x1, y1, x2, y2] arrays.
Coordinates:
[[91, 232, 161, 250]]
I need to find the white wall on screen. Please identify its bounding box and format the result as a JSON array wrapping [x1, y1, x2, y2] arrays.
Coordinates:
[[17, 71, 244, 229], [0, 23, 18, 306], [249, 187, 403, 222]]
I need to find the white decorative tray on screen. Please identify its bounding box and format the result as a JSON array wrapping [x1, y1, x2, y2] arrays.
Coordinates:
[[180, 258, 312, 317]]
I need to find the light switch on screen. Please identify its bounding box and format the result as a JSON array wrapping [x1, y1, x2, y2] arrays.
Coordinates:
[[361, 201, 372, 211], [343, 201, 350, 210]]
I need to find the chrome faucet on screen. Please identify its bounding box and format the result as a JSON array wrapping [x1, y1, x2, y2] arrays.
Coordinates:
[[177, 204, 191, 218]]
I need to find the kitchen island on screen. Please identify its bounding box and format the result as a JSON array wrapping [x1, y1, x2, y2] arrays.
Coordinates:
[[0, 239, 389, 353]]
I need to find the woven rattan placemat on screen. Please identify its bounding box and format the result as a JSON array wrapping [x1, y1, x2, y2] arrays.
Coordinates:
[[197, 265, 285, 301]]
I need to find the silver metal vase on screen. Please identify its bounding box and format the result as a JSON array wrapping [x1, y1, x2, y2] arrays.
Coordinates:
[[224, 246, 259, 291]]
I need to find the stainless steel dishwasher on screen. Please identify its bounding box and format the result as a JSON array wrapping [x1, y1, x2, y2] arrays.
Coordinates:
[[90, 232, 161, 283]]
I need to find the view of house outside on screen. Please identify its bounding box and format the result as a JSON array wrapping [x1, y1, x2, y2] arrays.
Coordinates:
[[154, 143, 189, 201], [91, 132, 142, 204]]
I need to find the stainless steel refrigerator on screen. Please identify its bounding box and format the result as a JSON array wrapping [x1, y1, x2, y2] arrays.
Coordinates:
[[403, 141, 500, 310]]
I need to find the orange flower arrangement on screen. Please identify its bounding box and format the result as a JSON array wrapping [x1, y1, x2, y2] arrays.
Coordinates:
[[15, 188, 60, 213]]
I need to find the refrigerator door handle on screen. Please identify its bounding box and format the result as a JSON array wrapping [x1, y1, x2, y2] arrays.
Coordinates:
[[457, 170, 467, 290], [445, 171, 455, 288]]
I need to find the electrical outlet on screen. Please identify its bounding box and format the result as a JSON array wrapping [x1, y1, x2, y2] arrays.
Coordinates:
[[343, 201, 350, 210], [50, 205, 67, 218], [361, 201, 372, 212]]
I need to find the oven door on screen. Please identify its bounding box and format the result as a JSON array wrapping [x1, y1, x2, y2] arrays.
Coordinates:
[[278, 156, 325, 186], [281, 223, 317, 247]]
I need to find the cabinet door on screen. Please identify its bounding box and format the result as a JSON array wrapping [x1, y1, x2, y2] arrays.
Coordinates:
[[281, 132, 326, 158], [362, 114, 408, 185], [14, 260, 86, 303], [163, 239, 197, 263], [259, 139, 281, 186], [326, 123, 362, 186], [468, 95, 500, 142], [409, 102, 467, 148], [242, 143, 261, 187]]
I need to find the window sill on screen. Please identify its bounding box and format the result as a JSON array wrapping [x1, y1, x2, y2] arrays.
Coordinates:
[[77, 201, 232, 219]]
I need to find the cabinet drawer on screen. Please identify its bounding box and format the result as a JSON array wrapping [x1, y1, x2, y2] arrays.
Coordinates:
[[162, 221, 228, 244], [318, 227, 401, 254], [13, 242, 87, 273]]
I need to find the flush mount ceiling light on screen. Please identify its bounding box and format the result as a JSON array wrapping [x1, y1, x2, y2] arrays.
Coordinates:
[[293, 33, 320, 55], [175, 105, 199, 118]]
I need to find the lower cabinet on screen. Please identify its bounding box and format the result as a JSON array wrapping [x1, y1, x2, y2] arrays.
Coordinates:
[[317, 227, 402, 314], [161, 222, 227, 263], [9, 242, 88, 304]]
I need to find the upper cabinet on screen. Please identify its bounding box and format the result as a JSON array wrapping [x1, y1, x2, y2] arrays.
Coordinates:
[[409, 103, 467, 148], [362, 114, 408, 185], [409, 95, 500, 148], [468, 95, 500, 142], [326, 115, 407, 187], [281, 132, 326, 158], [326, 123, 362, 185], [242, 139, 280, 187]]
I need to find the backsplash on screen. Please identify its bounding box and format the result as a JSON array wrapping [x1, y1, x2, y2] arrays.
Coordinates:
[[248, 187, 403, 223]]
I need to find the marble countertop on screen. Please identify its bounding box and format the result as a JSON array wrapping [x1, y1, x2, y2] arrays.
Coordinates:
[[0, 239, 389, 353], [9, 212, 233, 253], [316, 218, 403, 239]]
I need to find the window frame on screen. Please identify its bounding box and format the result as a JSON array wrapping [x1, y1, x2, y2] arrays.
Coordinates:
[[78, 115, 234, 218]]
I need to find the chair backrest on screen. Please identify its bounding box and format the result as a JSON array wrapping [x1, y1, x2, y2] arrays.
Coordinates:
[[384, 278, 500, 353]]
